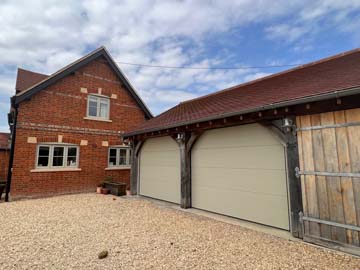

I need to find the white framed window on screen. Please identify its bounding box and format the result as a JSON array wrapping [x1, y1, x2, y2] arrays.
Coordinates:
[[87, 95, 110, 119], [36, 144, 79, 169], [108, 147, 131, 167]]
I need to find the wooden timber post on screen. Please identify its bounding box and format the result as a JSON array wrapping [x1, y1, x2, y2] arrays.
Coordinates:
[[262, 117, 303, 238], [130, 139, 144, 195], [175, 132, 203, 209], [282, 116, 303, 238]]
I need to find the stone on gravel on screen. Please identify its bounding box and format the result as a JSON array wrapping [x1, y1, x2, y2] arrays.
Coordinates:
[[98, 250, 108, 259]]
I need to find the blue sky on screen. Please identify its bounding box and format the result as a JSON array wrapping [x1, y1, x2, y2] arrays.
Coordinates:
[[1, 0, 360, 132]]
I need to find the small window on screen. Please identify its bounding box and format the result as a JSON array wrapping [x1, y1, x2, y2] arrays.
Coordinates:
[[36, 144, 79, 169], [87, 95, 109, 119], [108, 147, 131, 167]]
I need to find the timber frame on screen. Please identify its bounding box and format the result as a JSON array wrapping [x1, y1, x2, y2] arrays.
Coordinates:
[[124, 94, 360, 239], [173, 132, 203, 209], [261, 117, 303, 238]]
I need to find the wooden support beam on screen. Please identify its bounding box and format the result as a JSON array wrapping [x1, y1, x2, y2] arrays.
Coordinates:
[[130, 139, 144, 195], [262, 117, 303, 238], [282, 116, 303, 238], [175, 132, 203, 209]]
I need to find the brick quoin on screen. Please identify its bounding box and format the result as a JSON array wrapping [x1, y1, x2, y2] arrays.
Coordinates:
[[11, 57, 148, 199]]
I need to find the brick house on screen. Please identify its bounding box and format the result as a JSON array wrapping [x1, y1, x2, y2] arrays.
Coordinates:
[[6, 46, 152, 199], [0, 133, 10, 181]]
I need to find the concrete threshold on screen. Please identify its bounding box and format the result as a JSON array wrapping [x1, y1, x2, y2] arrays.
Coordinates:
[[133, 195, 360, 258], [137, 195, 294, 241]]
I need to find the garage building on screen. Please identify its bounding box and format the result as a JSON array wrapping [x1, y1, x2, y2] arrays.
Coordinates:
[[124, 49, 360, 255]]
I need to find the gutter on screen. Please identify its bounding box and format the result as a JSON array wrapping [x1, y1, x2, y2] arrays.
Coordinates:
[[123, 86, 360, 137], [5, 100, 18, 202]]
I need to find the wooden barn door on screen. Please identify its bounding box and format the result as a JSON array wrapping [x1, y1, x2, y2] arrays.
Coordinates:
[[296, 108, 360, 254]]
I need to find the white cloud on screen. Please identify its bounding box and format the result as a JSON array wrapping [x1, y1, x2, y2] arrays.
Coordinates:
[[0, 0, 359, 123], [265, 1, 360, 44]]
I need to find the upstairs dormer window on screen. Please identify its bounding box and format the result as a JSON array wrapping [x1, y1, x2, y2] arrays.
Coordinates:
[[87, 95, 110, 120]]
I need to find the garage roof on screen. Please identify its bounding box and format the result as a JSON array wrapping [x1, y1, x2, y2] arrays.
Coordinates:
[[124, 48, 360, 136]]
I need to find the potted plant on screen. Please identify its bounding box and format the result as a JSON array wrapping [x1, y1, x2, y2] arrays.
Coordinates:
[[100, 187, 110, 195], [96, 182, 104, 194]]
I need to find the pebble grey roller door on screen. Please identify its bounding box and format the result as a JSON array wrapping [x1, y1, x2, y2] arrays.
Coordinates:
[[139, 136, 180, 204], [191, 124, 290, 230]]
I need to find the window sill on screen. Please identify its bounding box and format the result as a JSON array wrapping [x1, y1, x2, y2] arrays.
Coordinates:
[[105, 166, 131, 171], [31, 168, 82, 173], [83, 117, 112, 122]]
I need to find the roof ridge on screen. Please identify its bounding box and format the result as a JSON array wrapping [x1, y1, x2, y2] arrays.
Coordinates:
[[16, 46, 105, 97], [180, 47, 360, 104]]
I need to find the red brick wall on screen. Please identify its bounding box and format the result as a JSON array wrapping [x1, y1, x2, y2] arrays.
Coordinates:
[[11, 57, 147, 199], [0, 150, 9, 181]]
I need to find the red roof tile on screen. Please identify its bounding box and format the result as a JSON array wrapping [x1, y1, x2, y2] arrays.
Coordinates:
[[0, 133, 10, 150], [125, 48, 360, 136], [15, 68, 48, 94]]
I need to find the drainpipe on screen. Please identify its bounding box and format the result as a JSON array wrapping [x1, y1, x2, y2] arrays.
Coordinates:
[[5, 102, 18, 202]]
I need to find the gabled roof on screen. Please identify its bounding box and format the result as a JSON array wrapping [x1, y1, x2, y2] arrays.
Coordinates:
[[15, 68, 48, 94], [125, 48, 360, 136], [14, 46, 153, 119], [0, 133, 10, 150]]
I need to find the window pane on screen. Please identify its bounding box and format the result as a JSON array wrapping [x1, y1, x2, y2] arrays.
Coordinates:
[[88, 102, 98, 117], [109, 156, 116, 166], [53, 157, 63, 166], [119, 149, 127, 165], [53, 147, 64, 156], [128, 149, 132, 164], [37, 156, 49, 167], [99, 102, 108, 118], [67, 156, 77, 167], [109, 148, 117, 166], [53, 147, 64, 167], [37, 146, 50, 167], [67, 147, 77, 167], [89, 96, 97, 102], [67, 147, 77, 157], [39, 146, 50, 156]]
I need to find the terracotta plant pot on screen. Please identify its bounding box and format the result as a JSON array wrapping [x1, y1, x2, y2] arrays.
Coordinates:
[[96, 187, 102, 194], [101, 188, 110, 195]]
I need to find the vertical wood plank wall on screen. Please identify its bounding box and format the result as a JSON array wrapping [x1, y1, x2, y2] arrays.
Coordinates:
[[297, 108, 360, 248]]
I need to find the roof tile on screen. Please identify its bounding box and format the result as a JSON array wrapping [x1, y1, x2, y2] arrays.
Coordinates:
[[126, 48, 360, 135], [15, 68, 49, 94]]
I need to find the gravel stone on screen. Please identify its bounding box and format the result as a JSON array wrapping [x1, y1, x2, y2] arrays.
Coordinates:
[[0, 193, 359, 269]]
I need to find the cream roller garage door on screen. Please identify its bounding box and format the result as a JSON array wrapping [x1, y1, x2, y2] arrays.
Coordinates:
[[191, 124, 290, 230], [139, 136, 180, 204]]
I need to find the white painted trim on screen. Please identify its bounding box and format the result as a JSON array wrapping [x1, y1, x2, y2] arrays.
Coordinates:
[[88, 93, 108, 98], [83, 117, 112, 122], [35, 144, 80, 169], [105, 166, 131, 170], [31, 168, 82, 173], [86, 94, 110, 120], [108, 146, 131, 167]]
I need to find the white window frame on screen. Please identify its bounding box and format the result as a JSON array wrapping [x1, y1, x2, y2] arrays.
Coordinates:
[[108, 146, 131, 168], [35, 144, 80, 169], [87, 94, 110, 120]]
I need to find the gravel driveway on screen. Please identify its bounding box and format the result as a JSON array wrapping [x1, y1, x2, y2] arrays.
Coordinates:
[[0, 194, 359, 270]]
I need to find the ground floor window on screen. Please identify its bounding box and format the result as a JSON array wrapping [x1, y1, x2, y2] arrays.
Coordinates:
[[108, 147, 131, 167], [36, 144, 79, 169]]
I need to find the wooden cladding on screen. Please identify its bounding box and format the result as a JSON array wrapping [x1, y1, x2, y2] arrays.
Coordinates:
[[297, 108, 360, 249]]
